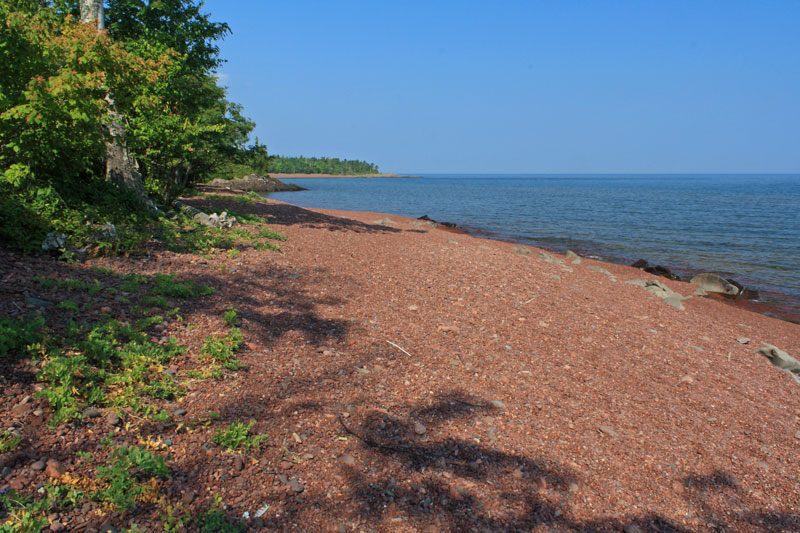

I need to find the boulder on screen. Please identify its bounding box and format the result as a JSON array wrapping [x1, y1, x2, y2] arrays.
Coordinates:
[[690, 273, 741, 297], [756, 344, 800, 384], [41, 233, 67, 252], [631, 259, 680, 281]]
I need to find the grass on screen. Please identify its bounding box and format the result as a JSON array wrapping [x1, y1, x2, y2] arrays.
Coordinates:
[[211, 421, 268, 452]]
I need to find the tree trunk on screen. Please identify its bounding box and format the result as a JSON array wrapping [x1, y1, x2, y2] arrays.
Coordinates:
[[80, 0, 156, 210]]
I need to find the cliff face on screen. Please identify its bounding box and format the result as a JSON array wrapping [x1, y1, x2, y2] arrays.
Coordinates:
[[207, 174, 306, 192]]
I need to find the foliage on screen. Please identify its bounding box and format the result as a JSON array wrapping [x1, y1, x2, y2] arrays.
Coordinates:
[[201, 328, 243, 370], [141, 295, 169, 309], [268, 154, 380, 175], [56, 300, 79, 312], [0, 430, 21, 453], [152, 273, 215, 298], [94, 445, 169, 511], [197, 495, 244, 532], [222, 307, 238, 326], [211, 421, 268, 452], [0, 315, 44, 359]]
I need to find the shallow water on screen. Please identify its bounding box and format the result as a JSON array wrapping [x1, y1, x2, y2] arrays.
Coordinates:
[[268, 174, 800, 317]]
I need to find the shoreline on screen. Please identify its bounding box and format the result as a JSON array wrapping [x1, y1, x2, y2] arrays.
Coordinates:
[[268, 172, 419, 179], [265, 193, 800, 324]]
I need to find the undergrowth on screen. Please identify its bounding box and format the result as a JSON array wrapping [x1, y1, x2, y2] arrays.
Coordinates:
[[212, 421, 268, 452]]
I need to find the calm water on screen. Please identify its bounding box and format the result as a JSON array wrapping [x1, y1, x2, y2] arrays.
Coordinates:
[[269, 174, 800, 316]]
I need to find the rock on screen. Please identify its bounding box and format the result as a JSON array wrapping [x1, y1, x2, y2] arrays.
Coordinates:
[[83, 408, 101, 419], [663, 294, 685, 310], [631, 259, 680, 280], [49, 522, 66, 532], [694, 287, 708, 296], [568, 482, 579, 492], [31, 460, 46, 471], [680, 375, 695, 385], [756, 344, 800, 383], [374, 218, 394, 225], [565, 250, 582, 264], [41, 233, 67, 252], [92, 222, 118, 243], [587, 265, 613, 277], [690, 273, 741, 297], [490, 400, 505, 409], [33, 408, 44, 417], [98, 523, 118, 533], [598, 425, 620, 439], [208, 174, 306, 192], [413, 422, 427, 435], [513, 247, 531, 256], [288, 478, 304, 493], [623, 525, 644, 533], [24, 293, 53, 308], [795, 431, 800, 440], [417, 214, 457, 228], [173, 408, 187, 416], [45, 460, 66, 478], [737, 337, 750, 345], [338, 454, 356, 467], [279, 461, 293, 470], [181, 490, 196, 505], [107, 413, 121, 426], [234, 456, 244, 472]]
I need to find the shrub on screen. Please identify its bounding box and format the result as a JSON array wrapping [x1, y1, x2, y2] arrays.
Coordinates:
[[152, 274, 215, 298], [0, 315, 45, 359]]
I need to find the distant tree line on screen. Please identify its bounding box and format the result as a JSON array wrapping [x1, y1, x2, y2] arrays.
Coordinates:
[[268, 155, 379, 175]]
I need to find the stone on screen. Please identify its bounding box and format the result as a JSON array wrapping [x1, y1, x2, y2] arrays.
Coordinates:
[[513, 246, 531, 256], [631, 259, 680, 280], [694, 287, 708, 296], [41, 233, 67, 252], [568, 482, 579, 492], [587, 265, 613, 277], [49, 522, 66, 532], [737, 337, 750, 345], [288, 478, 304, 493], [623, 525, 644, 533], [490, 400, 505, 409], [598, 425, 620, 439], [234, 456, 244, 472], [83, 408, 101, 419], [45, 460, 66, 478], [173, 408, 187, 416], [663, 294, 685, 310], [279, 461, 293, 470], [107, 413, 121, 426], [565, 250, 582, 264], [756, 344, 800, 383], [31, 460, 46, 471], [690, 273, 741, 297], [338, 454, 356, 467], [24, 293, 53, 308], [374, 218, 394, 225], [92, 222, 118, 243], [182, 490, 196, 505], [413, 422, 427, 435]]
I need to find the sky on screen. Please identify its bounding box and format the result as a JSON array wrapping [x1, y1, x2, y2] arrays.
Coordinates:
[[201, 1, 800, 174]]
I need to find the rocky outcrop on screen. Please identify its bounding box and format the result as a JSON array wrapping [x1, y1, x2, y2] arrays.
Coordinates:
[[690, 273, 745, 297], [207, 174, 306, 193]]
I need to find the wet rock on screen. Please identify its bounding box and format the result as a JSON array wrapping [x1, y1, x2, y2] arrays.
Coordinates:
[[631, 259, 680, 280], [690, 273, 741, 297]]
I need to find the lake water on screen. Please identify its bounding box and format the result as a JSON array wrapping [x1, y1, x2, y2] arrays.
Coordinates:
[[268, 174, 800, 320]]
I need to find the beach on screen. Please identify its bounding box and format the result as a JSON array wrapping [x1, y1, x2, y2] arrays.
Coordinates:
[[2, 193, 799, 531]]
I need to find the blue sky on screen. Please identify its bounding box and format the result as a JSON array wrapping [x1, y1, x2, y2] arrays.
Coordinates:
[[202, 1, 800, 174]]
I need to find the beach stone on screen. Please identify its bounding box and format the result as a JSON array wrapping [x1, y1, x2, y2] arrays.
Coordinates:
[[338, 454, 356, 467], [565, 250, 582, 264], [288, 478, 304, 493], [513, 246, 531, 256], [756, 344, 800, 383], [83, 408, 101, 419], [413, 422, 427, 435], [31, 460, 46, 471], [737, 337, 750, 345], [490, 400, 505, 409], [587, 265, 613, 277], [663, 294, 685, 310], [173, 408, 187, 416], [690, 273, 741, 296], [598, 425, 620, 439]]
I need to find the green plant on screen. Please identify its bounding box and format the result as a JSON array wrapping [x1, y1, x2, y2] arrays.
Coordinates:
[[152, 274, 215, 298], [0, 489, 49, 532], [120, 274, 148, 293], [141, 295, 169, 309], [222, 307, 238, 326], [211, 421, 267, 452], [137, 315, 164, 330], [0, 430, 21, 453], [197, 495, 244, 532], [254, 228, 287, 241], [201, 328, 243, 370], [0, 315, 44, 359], [226, 248, 240, 259], [56, 300, 79, 313], [94, 446, 169, 511]]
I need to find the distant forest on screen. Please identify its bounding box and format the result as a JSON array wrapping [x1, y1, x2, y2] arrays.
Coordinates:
[[268, 155, 380, 175]]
